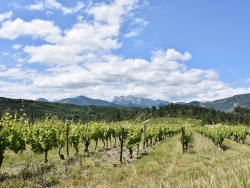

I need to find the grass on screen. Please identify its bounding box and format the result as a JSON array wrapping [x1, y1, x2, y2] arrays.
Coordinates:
[[1, 118, 250, 187], [147, 117, 200, 125]]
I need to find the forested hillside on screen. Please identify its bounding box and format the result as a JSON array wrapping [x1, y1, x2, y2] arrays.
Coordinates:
[[0, 97, 250, 125], [199, 93, 250, 111], [155, 104, 250, 125], [0, 97, 141, 122]]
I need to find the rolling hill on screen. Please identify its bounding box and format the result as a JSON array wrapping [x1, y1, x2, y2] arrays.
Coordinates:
[[193, 93, 250, 111], [112, 95, 170, 108], [57, 95, 118, 107]]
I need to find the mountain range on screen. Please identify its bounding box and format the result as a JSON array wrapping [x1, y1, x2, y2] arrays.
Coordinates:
[[36, 93, 250, 112], [197, 93, 250, 111], [112, 95, 170, 107], [56, 95, 118, 107]]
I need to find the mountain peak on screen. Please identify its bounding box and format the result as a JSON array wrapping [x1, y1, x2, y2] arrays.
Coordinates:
[[36, 93, 250, 110], [57, 95, 117, 107], [112, 95, 170, 107], [190, 93, 250, 111], [36, 98, 49, 102]]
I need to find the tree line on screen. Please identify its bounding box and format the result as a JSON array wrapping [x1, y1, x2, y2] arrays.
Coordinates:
[[0, 97, 250, 125], [0, 97, 141, 122], [144, 104, 250, 125]]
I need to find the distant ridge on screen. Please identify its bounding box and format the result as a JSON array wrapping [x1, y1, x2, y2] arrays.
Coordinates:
[[112, 95, 170, 108], [57, 95, 118, 107], [111, 93, 250, 111], [19, 93, 250, 111], [36, 98, 49, 102], [197, 93, 250, 111]]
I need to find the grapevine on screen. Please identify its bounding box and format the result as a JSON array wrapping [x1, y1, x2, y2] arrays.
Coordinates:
[[0, 110, 26, 168]]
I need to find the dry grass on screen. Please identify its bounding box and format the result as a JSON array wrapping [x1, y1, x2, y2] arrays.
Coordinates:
[[58, 132, 250, 188]]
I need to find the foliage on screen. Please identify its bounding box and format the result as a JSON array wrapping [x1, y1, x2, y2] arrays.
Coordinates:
[[0, 97, 141, 123], [26, 118, 61, 163], [181, 126, 192, 152], [196, 126, 225, 148], [0, 110, 26, 168], [146, 103, 250, 125]]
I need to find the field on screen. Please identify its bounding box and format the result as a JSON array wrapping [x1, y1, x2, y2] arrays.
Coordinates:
[[1, 117, 250, 187]]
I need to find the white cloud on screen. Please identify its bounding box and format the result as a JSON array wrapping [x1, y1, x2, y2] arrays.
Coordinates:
[[165, 48, 192, 61], [77, 15, 84, 22], [1, 48, 250, 102], [45, 11, 53, 15], [0, 18, 62, 43], [124, 17, 149, 38], [28, 3, 44, 11], [61, 2, 85, 14], [17, 58, 25, 63], [0, 67, 37, 81], [0, 11, 12, 22], [22, 0, 140, 65], [124, 28, 142, 38], [204, 69, 219, 80], [27, 0, 84, 14], [0, 64, 6, 71], [16, 63, 23, 67], [24, 49, 249, 102], [134, 40, 143, 47], [86, 0, 138, 25], [1, 52, 10, 56], [0, 81, 34, 99], [12, 44, 22, 50], [9, 2, 21, 9], [1, 0, 144, 67], [133, 18, 148, 26], [245, 78, 250, 83]]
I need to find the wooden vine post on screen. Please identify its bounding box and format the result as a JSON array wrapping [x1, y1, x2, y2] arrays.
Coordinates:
[[66, 122, 69, 157], [120, 128, 124, 163], [143, 124, 146, 153], [181, 126, 184, 154], [141, 119, 150, 155]]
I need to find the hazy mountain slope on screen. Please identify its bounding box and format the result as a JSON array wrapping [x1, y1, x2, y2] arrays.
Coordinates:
[[4, 93, 250, 111], [112, 95, 170, 108], [36, 98, 49, 102], [57, 95, 117, 107], [197, 93, 250, 111]]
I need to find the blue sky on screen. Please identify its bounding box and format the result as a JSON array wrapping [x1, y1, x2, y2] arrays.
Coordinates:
[[0, 0, 249, 102]]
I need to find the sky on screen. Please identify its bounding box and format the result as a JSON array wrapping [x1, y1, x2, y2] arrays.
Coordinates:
[[0, 0, 250, 102]]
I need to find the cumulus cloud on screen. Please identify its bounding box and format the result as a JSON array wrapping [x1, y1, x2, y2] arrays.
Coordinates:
[[86, 0, 138, 25], [0, 0, 249, 102], [0, 18, 62, 43], [124, 28, 143, 38], [165, 48, 192, 61], [0, 11, 12, 22], [1, 0, 145, 66], [0, 67, 38, 81], [0, 80, 34, 99], [1, 47, 250, 102], [27, 49, 249, 102], [28, 3, 44, 11], [22, 0, 139, 65], [245, 78, 250, 83], [27, 0, 85, 14], [0, 64, 6, 71], [12, 44, 22, 50], [124, 18, 149, 38]]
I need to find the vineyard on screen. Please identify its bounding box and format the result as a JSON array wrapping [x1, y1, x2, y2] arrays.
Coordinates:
[[1, 112, 250, 187]]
